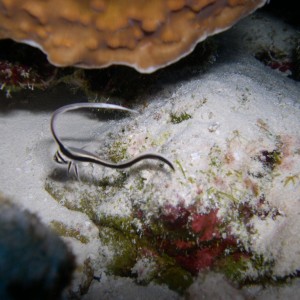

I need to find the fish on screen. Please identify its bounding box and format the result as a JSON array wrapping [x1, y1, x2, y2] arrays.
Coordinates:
[[50, 102, 174, 178]]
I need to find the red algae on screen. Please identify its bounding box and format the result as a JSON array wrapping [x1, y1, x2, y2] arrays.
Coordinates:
[[160, 202, 190, 229], [0, 59, 55, 95], [176, 246, 225, 274], [137, 202, 244, 277], [190, 209, 220, 241]]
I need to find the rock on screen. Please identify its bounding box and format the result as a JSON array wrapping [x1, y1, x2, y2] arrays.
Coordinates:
[[0, 194, 75, 300]]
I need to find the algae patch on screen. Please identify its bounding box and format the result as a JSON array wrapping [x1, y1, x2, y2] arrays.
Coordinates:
[[98, 214, 194, 294], [108, 140, 128, 163], [100, 226, 137, 276], [50, 220, 89, 244], [170, 112, 192, 124]]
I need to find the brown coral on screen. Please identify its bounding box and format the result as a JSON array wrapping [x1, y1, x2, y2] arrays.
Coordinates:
[[0, 0, 267, 73]]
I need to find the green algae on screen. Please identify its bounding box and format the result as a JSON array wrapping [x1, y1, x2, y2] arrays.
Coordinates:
[[96, 214, 194, 293], [216, 190, 239, 204], [96, 171, 128, 190], [78, 258, 95, 295], [217, 251, 278, 286], [108, 140, 128, 163], [50, 220, 89, 244], [99, 215, 135, 233], [78, 197, 99, 221], [283, 173, 300, 187], [250, 254, 275, 281], [170, 112, 192, 124], [208, 144, 223, 169], [175, 159, 186, 179], [98, 215, 143, 276], [155, 265, 193, 294], [100, 226, 137, 276], [45, 179, 66, 202], [217, 256, 249, 283], [150, 131, 171, 148], [135, 175, 146, 191]]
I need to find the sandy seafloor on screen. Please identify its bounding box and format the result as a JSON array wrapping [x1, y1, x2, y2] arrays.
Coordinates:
[[1, 9, 300, 300]]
